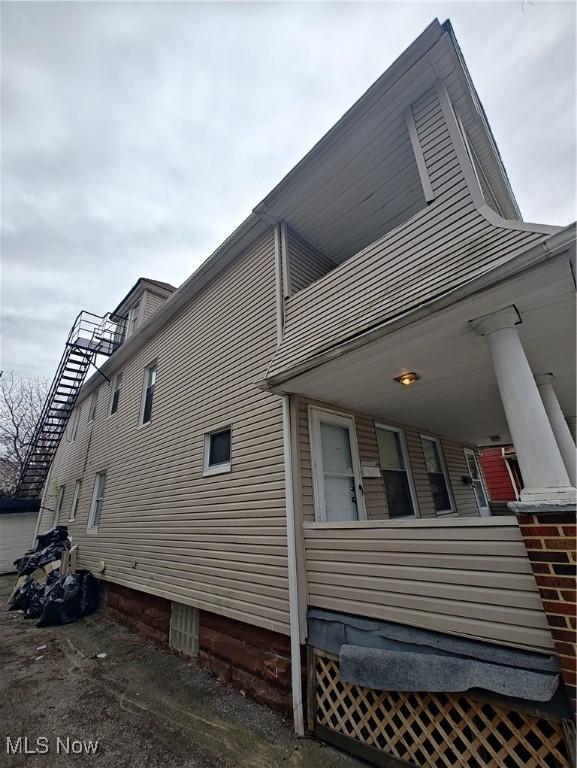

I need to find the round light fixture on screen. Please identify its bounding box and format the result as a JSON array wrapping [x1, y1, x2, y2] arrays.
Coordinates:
[[394, 371, 420, 387]]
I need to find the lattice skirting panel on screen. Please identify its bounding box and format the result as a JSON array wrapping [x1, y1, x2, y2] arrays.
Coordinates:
[[313, 650, 572, 768]]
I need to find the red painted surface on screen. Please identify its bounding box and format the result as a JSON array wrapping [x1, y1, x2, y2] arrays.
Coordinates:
[[481, 447, 519, 501]]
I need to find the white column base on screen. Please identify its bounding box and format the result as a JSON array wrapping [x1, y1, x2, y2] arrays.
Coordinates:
[[520, 486, 577, 503]]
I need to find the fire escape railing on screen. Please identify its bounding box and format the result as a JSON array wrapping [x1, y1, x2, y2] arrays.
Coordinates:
[[15, 311, 126, 498]]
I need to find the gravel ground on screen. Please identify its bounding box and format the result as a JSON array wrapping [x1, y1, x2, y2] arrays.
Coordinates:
[[0, 574, 364, 768]]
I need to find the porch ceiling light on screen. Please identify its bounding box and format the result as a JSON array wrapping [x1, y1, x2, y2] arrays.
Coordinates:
[[394, 371, 420, 387]]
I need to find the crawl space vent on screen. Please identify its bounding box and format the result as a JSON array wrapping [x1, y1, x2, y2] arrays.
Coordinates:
[[169, 602, 199, 657]]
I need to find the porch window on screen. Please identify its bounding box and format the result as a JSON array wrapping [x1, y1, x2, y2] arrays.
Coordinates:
[[109, 371, 123, 416], [376, 425, 417, 518], [139, 362, 157, 426], [203, 427, 232, 476], [87, 471, 107, 532], [420, 435, 454, 514], [54, 485, 65, 526], [309, 407, 365, 522]]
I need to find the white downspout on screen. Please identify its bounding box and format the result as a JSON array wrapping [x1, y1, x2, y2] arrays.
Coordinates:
[[274, 221, 305, 737]]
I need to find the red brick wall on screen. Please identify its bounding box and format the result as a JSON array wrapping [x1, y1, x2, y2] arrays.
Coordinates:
[[106, 582, 171, 645], [518, 512, 576, 717], [198, 610, 293, 716]]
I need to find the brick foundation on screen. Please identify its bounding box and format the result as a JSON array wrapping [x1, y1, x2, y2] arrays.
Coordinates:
[[106, 582, 171, 645], [199, 610, 293, 716], [103, 583, 294, 716], [518, 511, 577, 717]]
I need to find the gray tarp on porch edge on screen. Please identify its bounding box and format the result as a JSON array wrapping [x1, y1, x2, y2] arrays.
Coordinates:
[[308, 608, 560, 703]]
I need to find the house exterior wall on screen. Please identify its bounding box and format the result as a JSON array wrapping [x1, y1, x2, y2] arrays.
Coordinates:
[[294, 396, 482, 523], [302, 518, 554, 653], [286, 228, 337, 296], [267, 86, 548, 384], [141, 289, 169, 325], [38, 230, 292, 636]]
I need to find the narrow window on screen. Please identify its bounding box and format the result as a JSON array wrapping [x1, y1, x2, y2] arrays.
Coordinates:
[[140, 362, 157, 425], [376, 425, 417, 518], [464, 448, 490, 517], [87, 471, 107, 531], [203, 427, 232, 476], [69, 479, 82, 521], [109, 372, 123, 415], [71, 405, 82, 441], [309, 407, 365, 522], [421, 436, 454, 514], [88, 390, 98, 423], [127, 302, 140, 337], [54, 485, 65, 526]]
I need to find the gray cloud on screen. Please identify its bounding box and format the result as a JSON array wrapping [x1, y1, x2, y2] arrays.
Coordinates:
[[2, 1, 574, 378]]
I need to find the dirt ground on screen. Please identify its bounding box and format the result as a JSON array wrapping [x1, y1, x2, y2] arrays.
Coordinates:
[[0, 574, 363, 768]]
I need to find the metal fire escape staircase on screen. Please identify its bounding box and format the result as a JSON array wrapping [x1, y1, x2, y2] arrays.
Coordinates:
[[15, 312, 126, 498]]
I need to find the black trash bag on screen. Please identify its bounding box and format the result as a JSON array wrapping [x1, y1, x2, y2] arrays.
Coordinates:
[[23, 579, 45, 619], [35, 526, 69, 550], [37, 570, 98, 627], [35, 539, 70, 570], [8, 575, 36, 612]]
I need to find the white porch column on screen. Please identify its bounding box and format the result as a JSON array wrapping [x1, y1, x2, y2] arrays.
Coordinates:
[[535, 373, 577, 487], [567, 417, 577, 442], [471, 306, 575, 503]]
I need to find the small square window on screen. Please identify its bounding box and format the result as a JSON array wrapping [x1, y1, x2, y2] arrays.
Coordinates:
[[109, 372, 123, 416], [203, 428, 231, 476]]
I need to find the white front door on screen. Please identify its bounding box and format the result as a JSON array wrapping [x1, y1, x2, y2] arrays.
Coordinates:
[[464, 448, 490, 517], [309, 408, 365, 522]]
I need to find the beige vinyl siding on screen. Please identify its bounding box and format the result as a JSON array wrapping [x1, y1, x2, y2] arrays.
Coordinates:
[[267, 87, 547, 382], [287, 228, 337, 296], [141, 290, 168, 324], [303, 518, 553, 653], [295, 396, 480, 522], [41, 231, 291, 635]]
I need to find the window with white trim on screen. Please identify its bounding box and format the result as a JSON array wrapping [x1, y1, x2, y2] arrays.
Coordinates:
[[127, 302, 140, 337], [140, 362, 157, 425], [71, 404, 82, 441], [376, 424, 417, 518], [109, 372, 123, 415], [87, 471, 107, 531], [69, 479, 82, 521], [54, 485, 65, 526], [88, 390, 98, 423], [464, 448, 490, 517], [420, 435, 454, 514], [203, 427, 231, 476]]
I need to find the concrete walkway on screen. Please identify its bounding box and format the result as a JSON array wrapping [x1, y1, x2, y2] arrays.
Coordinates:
[[0, 575, 363, 768]]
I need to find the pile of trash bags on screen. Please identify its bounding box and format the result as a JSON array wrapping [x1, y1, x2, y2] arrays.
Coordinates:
[[8, 525, 98, 626]]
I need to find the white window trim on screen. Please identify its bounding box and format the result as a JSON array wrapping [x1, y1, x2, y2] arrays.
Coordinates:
[[87, 471, 106, 534], [54, 485, 65, 526], [108, 371, 123, 417], [203, 426, 232, 477], [88, 390, 98, 424], [138, 360, 157, 428], [420, 434, 455, 515], [375, 422, 419, 518], [71, 404, 82, 442], [308, 406, 366, 523], [464, 447, 491, 517], [68, 479, 82, 522], [126, 301, 140, 337]]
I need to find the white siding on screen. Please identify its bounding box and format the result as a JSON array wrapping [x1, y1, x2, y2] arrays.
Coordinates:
[[0, 513, 37, 574], [287, 229, 337, 296]]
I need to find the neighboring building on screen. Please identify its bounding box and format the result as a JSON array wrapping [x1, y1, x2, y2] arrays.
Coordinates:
[[481, 445, 523, 502], [0, 498, 39, 574], [24, 19, 576, 768]]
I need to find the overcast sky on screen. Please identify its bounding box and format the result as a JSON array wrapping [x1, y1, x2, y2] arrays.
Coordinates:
[[2, 1, 575, 379]]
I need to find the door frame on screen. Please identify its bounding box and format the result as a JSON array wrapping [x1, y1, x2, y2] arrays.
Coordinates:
[[308, 406, 366, 522], [464, 447, 491, 517]]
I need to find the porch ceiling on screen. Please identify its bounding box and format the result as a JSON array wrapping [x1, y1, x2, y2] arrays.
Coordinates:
[[281, 255, 576, 446]]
